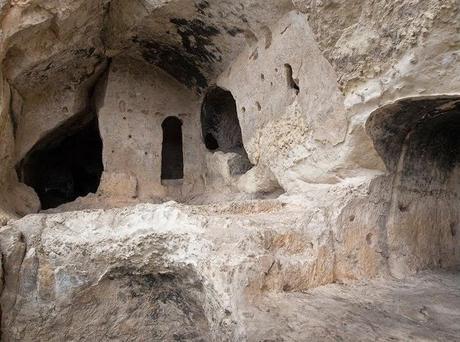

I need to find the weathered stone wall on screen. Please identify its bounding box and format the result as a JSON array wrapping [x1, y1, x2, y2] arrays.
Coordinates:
[[218, 11, 348, 191], [0, 72, 16, 221], [293, 0, 460, 93], [0, 0, 459, 339], [98, 56, 205, 200]]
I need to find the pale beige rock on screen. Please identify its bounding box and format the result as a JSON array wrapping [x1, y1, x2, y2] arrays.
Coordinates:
[[98, 172, 138, 198], [99, 56, 205, 201], [218, 11, 348, 191], [237, 164, 280, 194], [0, 0, 458, 340], [0, 202, 330, 340], [9, 182, 40, 216]]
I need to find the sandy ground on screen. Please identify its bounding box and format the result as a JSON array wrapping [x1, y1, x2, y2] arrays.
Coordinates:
[[244, 270, 460, 341]]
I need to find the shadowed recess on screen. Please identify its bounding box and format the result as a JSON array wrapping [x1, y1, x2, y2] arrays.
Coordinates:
[[201, 87, 246, 153], [19, 115, 103, 210], [201, 86, 253, 175], [366, 96, 460, 173], [162, 116, 184, 180], [366, 96, 460, 270]]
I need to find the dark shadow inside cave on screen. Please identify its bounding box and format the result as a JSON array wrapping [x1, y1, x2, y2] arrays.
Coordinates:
[[401, 108, 460, 191], [201, 87, 245, 153], [366, 96, 460, 179], [284, 63, 300, 95], [19, 115, 103, 210], [201, 87, 252, 174], [366, 96, 460, 270], [161, 116, 184, 181]]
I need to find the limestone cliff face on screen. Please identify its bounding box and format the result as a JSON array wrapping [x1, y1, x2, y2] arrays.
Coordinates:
[[0, 0, 459, 340]]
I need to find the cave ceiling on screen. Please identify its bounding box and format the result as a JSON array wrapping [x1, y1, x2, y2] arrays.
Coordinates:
[[2, 0, 293, 93]]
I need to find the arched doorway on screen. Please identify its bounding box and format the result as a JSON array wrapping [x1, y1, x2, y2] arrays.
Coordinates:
[[161, 116, 184, 181]]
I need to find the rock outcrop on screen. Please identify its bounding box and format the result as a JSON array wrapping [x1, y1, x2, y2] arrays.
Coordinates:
[[0, 0, 459, 340]]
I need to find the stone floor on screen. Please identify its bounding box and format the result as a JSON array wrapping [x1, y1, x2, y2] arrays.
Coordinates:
[[244, 270, 460, 341]]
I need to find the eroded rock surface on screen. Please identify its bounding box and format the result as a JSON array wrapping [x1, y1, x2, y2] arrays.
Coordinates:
[[245, 270, 460, 341], [0, 0, 459, 340], [0, 201, 325, 340], [1, 202, 460, 340]]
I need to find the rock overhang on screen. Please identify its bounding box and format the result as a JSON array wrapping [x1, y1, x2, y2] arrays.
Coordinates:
[[2, 0, 294, 93]]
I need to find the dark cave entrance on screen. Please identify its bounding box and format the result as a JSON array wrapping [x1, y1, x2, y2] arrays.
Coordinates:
[[201, 87, 246, 153], [19, 115, 103, 210], [201, 87, 252, 174], [161, 116, 184, 181], [366, 96, 460, 270], [366, 97, 460, 179], [402, 108, 460, 187]]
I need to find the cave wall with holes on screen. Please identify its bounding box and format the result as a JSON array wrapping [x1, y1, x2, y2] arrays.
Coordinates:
[[0, 0, 295, 214], [0, 0, 459, 340], [217, 11, 348, 192], [0, 0, 455, 210], [98, 56, 205, 200]]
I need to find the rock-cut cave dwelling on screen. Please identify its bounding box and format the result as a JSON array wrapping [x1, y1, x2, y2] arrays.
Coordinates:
[[0, 0, 459, 341]]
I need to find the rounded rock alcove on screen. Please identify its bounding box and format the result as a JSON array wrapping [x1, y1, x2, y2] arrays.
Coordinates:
[[366, 96, 460, 273], [201, 86, 252, 175], [18, 115, 103, 210]]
